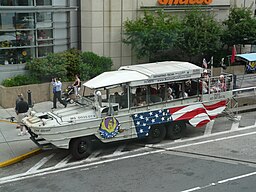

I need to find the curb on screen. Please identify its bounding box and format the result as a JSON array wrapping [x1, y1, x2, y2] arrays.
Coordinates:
[[0, 148, 42, 168], [0, 119, 17, 124]]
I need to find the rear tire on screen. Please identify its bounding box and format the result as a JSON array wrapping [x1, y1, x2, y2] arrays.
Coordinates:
[[70, 137, 92, 160], [166, 121, 186, 140], [146, 124, 166, 144]]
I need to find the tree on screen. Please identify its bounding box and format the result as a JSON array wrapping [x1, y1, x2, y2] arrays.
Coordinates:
[[176, 8, 223, 63], [222, 7, 256, 47], [123, 10, 182, 61]]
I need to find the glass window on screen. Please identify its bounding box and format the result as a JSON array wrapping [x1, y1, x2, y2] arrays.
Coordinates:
[[0, 32, 16, 47], [36, 0, 52, 6], [0, 0, 15, 6], [1, 0, 34, 6], [131, 86, 148, 107], [0, 47, 35, 65], [17, 48, 34, 63], [37, 29, 53, 39], [15, 13, 35, 29], [38, 46, 53, 57], [36, 12, 52, 28], [0, 13, 15, 30], [16, 0, 33, 6], [16, 30, 35, 46]]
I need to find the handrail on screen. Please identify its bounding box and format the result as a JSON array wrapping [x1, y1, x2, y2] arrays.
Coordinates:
[[232, 86, 256, 98]]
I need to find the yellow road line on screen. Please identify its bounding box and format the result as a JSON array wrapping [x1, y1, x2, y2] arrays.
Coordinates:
[[0, 119, 17, 124], [0, 148, 42, 168]]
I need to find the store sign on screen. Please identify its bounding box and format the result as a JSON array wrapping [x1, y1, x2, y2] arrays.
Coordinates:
[[158, 0, 213, 5]]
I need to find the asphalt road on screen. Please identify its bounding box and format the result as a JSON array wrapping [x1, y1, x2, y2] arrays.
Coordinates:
[[0, 111, 256, 192], [1, 128, 256, 192]]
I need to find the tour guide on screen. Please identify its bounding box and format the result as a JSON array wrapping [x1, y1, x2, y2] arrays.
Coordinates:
[[52, 77, 67, 109]]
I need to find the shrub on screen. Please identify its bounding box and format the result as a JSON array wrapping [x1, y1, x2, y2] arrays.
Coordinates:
[[80, 52, 112, 80], [2, 74, 40, 87], [4, 49, 113, 86], [26, 54, 68, 82]]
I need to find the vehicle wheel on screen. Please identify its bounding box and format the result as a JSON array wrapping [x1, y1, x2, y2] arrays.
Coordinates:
[[69, 99, 74, 104], [166, 121, 186, 140], [69, 137, 92, 160], [146, 124, 166, 144]]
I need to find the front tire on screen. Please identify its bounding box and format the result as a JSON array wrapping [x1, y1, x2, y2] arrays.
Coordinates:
[[70, 137, 92, 160], [166, 121, 186, 140], [146, 124, 166, 144]]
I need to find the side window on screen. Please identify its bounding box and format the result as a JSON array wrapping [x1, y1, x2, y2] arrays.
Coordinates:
[[149, 84, 163, 103], [131, 86, 148, 107], [108, 84, 129, 110]]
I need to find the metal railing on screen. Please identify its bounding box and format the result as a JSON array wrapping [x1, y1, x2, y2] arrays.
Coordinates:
[[232, 86, 256, 98]]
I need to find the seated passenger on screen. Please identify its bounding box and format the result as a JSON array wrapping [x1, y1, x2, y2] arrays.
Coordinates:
[[211, 75, 226, 92], [167, 87, 174, 100]]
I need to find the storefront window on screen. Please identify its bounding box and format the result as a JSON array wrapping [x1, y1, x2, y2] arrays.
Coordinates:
[[16, 30, 34, 46], [15, 13, 35, 29], [0, 0, 34, 6], [36, 0, 51, 6], [0, 47, 34, 64], [37, 29, 52, 39], [0, 13, 15, 30], [38, 46, 53, 57], [36, 12, 52, 28]]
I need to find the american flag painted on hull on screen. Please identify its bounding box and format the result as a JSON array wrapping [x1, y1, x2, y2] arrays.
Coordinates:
[[132, 100, 226, 138]]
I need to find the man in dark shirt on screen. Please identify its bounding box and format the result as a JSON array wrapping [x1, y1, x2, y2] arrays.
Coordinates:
[[16, 96, 29, 136]]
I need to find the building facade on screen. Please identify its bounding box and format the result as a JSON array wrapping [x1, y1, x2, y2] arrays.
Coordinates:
[[81, 0, 255, 69], [0, 0, 78, 65]]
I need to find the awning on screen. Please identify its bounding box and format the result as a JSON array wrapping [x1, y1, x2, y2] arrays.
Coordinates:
[[83, 70, 148, 89], [236, 53, 256, 62]]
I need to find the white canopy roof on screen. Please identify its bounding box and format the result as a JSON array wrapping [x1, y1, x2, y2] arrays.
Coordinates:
[[83, 70, 148, 89], [83, 61, 203, 89]]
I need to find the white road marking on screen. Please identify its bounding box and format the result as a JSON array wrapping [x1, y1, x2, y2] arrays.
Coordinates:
[[26, 153, 55, 173], [86, 150, 102, 161], [113, 145, 125, 155], [230, 115, 241, 131], [1, 128, 256, 185], [204, 120, 214, 135], [181, 171, 256, 192], [54, 155, 72, 168]]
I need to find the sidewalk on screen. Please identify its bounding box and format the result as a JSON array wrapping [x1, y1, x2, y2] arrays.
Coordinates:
[[0, 101, 53, 167]]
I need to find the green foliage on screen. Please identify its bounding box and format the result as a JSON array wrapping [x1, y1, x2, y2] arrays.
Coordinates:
[[2, 74, 40, 87], [222, 7, 256, 46], [176, 8, 223, 61], [19, 49, 113, 86], [80, 52, 113, 80], [26, 54, 68, 82], [123, 10, 181, 60], [63, 48, 82, 80]]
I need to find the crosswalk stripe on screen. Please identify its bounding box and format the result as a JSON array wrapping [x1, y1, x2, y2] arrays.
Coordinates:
[[54, 155, 72, 168], [26, 153, 55, 173], [113, 145, 125, 155]]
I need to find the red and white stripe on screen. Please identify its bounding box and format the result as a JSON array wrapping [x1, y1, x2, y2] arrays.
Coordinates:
[[169, 100, 226, 128]]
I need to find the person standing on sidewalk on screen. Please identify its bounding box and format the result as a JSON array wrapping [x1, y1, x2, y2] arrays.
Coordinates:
[[15, 93, 23, 129], [52, 77, 67, 109], [16, 96, 29, 136]]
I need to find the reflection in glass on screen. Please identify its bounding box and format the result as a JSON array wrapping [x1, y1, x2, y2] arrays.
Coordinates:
[[0, 13, 15, 29], [0, 0, 34, 6], [36, 0, 52, 6], [15, 13, 35, 29], [38, 46, 53, 57]]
